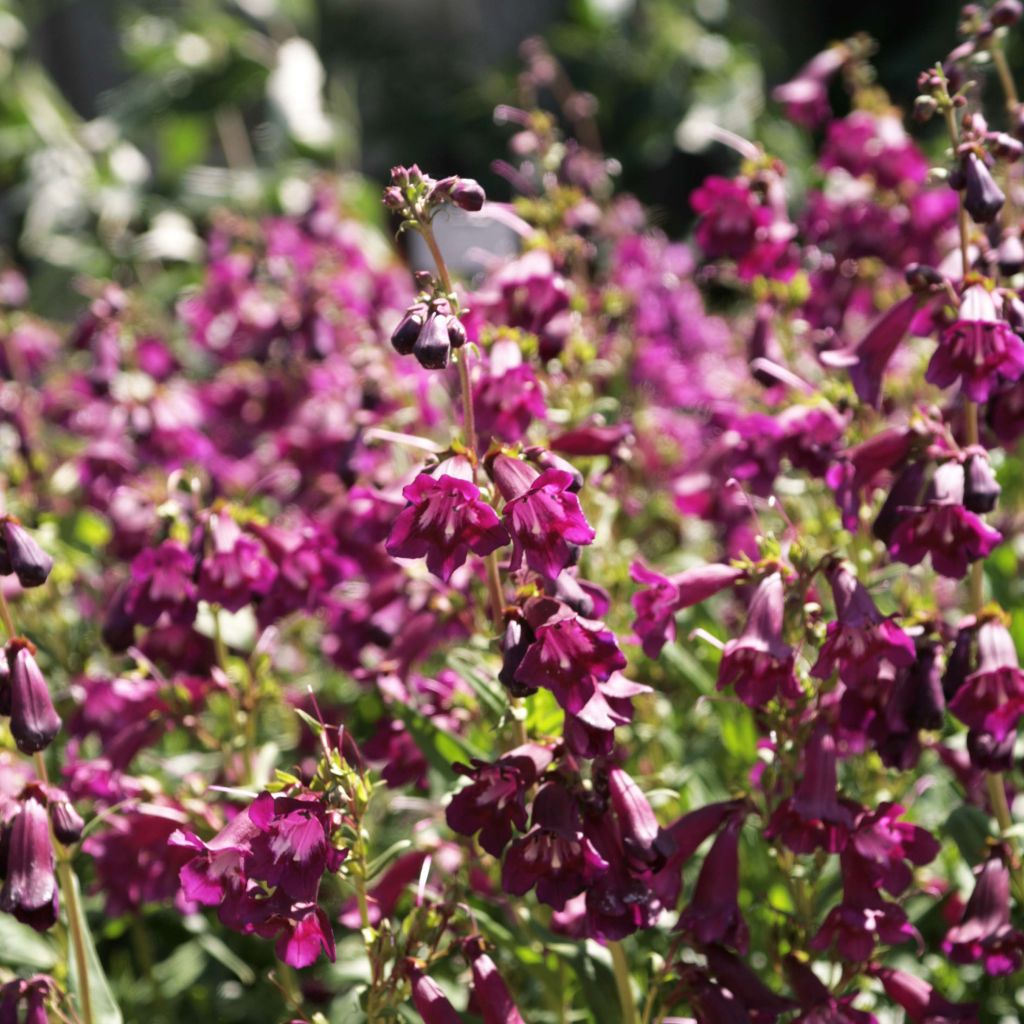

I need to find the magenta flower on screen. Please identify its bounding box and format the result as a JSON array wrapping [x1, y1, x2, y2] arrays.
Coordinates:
[[0, 797, 58, 931], [811, 563, 915, 689], [874, 967, 978, 1022], [675, 816, 748, 952], [6, 638, 60, 755], [445, 744, 553, 856], [386, 467, 509, 582], [845, 802, 940, 896], [492, 455, 595, 581], [466, 944, 526, 1024], [410, 969, 464, 1024], [948, 619, 1024, 742], [888, 462, 1001, 579], [926, 285, 1024, 401], [562, 671, 651, 759], [691, 177, 772, 262], [473, 339, 546, 444], [124, 540, 198, 627], [944, 857, 1024, 975], [717, 573, 800, 707], [772, 44, 848, 127], [630, 561, 743, 658], [513, 600, 627, 714], [198, 513, 277, 612]]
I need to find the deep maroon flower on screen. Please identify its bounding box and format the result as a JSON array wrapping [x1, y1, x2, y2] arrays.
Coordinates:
[[948, 618, 1024, 741], [410, 969, 464, 1024], [0, 975, 55, 1024], [6, 638, 60, 755], [473, 339, 546, 444], [772, 44, 848, 127], [0, 797, 58, 931], [675, 816, 748, 952], [466, 943, 525, 1024], [717, 574, 800, 707], [198, 513, 277, 612], [513, 601, 626, 714], [691, 177, 772, 261], [0, 520, 53, 588], [874, 967, 978, 1022], [703, 946, 798, 1020], [785, 956, 878, 1024], [964, 451, 1000, 514], [386, 463, 509, 582], [607, 765, 674, 873], [124, 540, 199, 627], [492, 456, 594, 581], [888, 462, 1001, 579], [766, 723, 854, 854], [562, 672, 651, 759], [811, 563, 915, 689], [501, 782, 608, 909], [630, 561, 744, 658], [944, 857, 1024, 975], [446, 744, 553, 856], [846, 802, 940, 896], [926, 285, 1024, 402]]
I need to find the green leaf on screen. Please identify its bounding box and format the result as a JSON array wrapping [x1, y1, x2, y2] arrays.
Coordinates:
[[66, 872, 124, 1024], [196, 933, 256, 985], [0, 914, 58, 970], [943, 805, 993, 866], [393, 706, 484, 782], [366, 839, 414, 881]]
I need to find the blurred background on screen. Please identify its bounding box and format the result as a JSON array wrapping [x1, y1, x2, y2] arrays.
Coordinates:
[[2, 0, 965, 309]]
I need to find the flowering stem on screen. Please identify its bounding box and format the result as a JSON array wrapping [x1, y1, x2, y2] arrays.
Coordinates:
[[608, 940, 639, 1024], [992, 41, 1019, 113]]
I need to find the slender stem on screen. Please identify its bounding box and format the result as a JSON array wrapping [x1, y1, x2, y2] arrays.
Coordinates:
[[0, 588, 16, 638], [941, 95, 971, 281], [609, 941, 639, 1024], [992, 42, 1020, 113]]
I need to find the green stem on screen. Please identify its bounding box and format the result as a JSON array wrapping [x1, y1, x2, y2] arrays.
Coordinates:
[[609, 941, 639, 1024], [992, 41, 1020, 113]]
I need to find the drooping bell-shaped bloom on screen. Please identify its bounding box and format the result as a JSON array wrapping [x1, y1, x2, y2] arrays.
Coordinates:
[[410, 969, 465, 1024], [466, 942, 526, 1024], [630, 561, 744, 658], [811, 563, 915, 689], [766, 723, 854, 854], [491, 455, 594, 581], [0, 797, 58, 931], [873, 966, 979, 1022], [386, 461, 510, 582], [562, 671, 651, 759], [888, 462, 1001, 579], [944, 857, 1024, 975], [7, 638, 60, 755], [961, 151, 1005, 224], [0, 520, 53, 589], [607, 766, 674, 873], [772, 44, 848, 127], [198, 513, 277, 612], [948, 618, 1024, 742], [446, 744, 553, 856], [717, 574, 800, 707], [675, 816, 748, 952], [926, 285, 1024, 402], [124, 539, 199, 626], [964, 451, 1001, 514]]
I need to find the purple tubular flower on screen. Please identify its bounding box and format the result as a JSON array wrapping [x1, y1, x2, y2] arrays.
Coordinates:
[[874, 967, 979, 1022], [846, 802, 940, 895], [964, 452, 1000, 514], [771, 45, 848, 127], [811, 563, 915, 689], [949, 618, 1024, 742], [513, 602, 626, 714], [944, 857, 1024, 975], [445, 744, 553, 856], [630, 561, 743, 658], [492, 456, 595, 581], [198, 513, 277, 612], [926, 285, 1024, 402], [888, 462, 1001, 579], [0, 520, 53, 588], [766, 723, 854, 854], [675, 816, 748, 952], [785, 956, 878, 1024], [704, 946, 798, 1020], [467, 945, 525, 1024], [498, 618, 536, 697], [451, 178, 486, 212], [717, 573, 800, 708], [411, 970, 464, 1024], [124, 540, 199, 627], [562, 672, 651, 759], [386, 470, 509, 582], [7, 638, 60, 755], [961, 152, 1005, 224], [0, 797, 58, 931], [607, 766, 674, 872]]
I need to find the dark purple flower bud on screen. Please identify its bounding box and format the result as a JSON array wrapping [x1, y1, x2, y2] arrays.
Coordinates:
[[0, 797, 58, 931], [873, 459, 928, 545], [964, 452, 1000, 514], [943, 624, 975, 701], [997, 231, 1024, 275], [446, 314, 467, 349], [451, 178, 486, 212], [675, 816, 748, 952], [927, 285, 1024, 402], [413, 313, 452, 370], [7, 638, 60, 755], [499, 617, 536, 697], [949, 618, 1024, 741], [717, 573, 800, 708], [386, 464, 510, 582], [0, 520, 52, 588], [49, 797, 84, 846], [874, 966, 978, 1022], [748, 304, 782, 385], [101, 586, 135, 653], [962, 152, 1005, 224], [410, 969, 464, 1024], [993, 0, 1024, 25], [967, 727, 1016, 770], [465, 943, 525, 1024], [382, 185, 405, 210], [944, 857, 1024, 975], [390, 304, 427, 355], [523, 446, 584, 491]]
